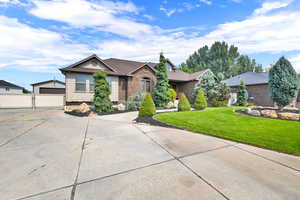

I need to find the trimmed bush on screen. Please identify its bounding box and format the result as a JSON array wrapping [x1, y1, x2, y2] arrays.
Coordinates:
[[178, 93, 191, 111], [168, 88, 177, 102], [93, 70, 113, 113], [237, 80, 247, 106], [139, 93, 156, 117], [194, 89, 207, 110], [211, 100, 228, 107]]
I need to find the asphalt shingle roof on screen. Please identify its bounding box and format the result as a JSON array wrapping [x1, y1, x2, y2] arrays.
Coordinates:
[[0, 80, 23, 89], [223, 72, 269, 87]]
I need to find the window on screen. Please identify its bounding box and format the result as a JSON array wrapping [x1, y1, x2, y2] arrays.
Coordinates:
[[140, 77, 151, 93], [106, 77, 112, 91], [5, 87, 10, 92], [88, 76, 94, 92], [75, 75, 86, 92]]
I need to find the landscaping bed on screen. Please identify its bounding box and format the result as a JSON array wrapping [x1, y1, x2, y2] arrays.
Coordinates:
[[241, 106, 300, 121], [154, 107, 300, 156]]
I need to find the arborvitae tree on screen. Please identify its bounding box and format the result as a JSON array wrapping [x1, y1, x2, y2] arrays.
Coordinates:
[[237, 81, 247, 106], [154, 53, 170, 107], [269, 57, 298, 109], [194, 89, 207, 110], [178, 93, 191, 111], [139, 93, 156, 117], [93, 71, 112, 113]]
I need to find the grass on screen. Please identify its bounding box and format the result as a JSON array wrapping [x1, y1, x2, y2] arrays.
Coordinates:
[[154, 107, 300, 156]]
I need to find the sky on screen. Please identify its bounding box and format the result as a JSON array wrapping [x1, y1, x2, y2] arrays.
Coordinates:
[[0, 0, 300, 90]]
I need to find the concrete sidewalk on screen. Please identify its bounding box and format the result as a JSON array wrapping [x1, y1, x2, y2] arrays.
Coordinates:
[[0, 110, 299, 200]]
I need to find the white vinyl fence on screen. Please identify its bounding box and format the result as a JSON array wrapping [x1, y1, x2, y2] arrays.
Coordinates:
[[0, 94, 65, 109]]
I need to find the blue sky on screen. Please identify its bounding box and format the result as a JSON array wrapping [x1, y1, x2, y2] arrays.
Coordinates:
[[0, 0, 300, 90]]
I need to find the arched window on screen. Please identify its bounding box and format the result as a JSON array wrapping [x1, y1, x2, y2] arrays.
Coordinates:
[[140, 77, 151, 93]]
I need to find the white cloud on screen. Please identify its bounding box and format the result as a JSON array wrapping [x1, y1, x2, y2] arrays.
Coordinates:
[[199, 0, 212, 5], [290, 54, 300, 72], [0, 16, 90, 72], [253, 0, 292, 16], [160, 7, 180, 17], [1, 0, 300, 73], [0, 0, 20, 5], [30, 0, 151, 39]]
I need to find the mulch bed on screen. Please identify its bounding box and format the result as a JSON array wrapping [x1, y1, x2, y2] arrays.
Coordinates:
[[135, 116, 184, 130], [65, 110, 91, 117]]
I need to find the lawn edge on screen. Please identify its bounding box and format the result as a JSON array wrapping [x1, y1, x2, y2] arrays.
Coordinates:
[[153, 109, 300, 157]]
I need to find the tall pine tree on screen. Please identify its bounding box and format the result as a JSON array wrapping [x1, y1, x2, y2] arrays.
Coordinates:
[[269, 57, 298, 109], [180, 41, 262, 78], [154, 53, 170, 107]]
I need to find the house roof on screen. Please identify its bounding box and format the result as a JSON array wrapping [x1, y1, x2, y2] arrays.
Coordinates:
[[31, 80, 65, 86], [223, 72, 269, 87], [0, 80, 24, 89], [60, 54, 208, 82]]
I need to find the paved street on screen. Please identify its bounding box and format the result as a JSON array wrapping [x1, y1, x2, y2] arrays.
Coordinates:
[[0, 110, 299, 200]]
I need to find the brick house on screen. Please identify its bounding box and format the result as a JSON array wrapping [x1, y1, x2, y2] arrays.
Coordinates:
[[224, 72, 300, 107], [60, 54, 209, 105]]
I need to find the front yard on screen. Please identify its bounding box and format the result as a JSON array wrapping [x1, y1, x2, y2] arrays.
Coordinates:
[[154, 107, 300, 156]]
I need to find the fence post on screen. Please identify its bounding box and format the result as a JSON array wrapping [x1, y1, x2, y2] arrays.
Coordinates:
[[32, 94, 35, 110]]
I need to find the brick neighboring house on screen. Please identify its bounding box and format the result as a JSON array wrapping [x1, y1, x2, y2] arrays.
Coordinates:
[[224, 72, 300, 107], [60, 54, 209, 105]]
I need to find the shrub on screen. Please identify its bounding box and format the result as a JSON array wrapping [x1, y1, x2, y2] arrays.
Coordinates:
[[237, 80, 247, 106], [211, 100, 228, 107], [168, 88, 177, 102], [139, 93, 156, 117], [269, 57, 298, 110], [93, 71, 113, 113], [125, 92, 145, 111], [178, 93, 191, 111], [194, 89, 207, 110]]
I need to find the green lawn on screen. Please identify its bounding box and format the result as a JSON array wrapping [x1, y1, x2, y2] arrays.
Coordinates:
[[154, 107, 300, 156]]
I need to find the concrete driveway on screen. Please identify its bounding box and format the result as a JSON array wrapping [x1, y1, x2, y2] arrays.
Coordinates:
[[0, 110, 299, 200]]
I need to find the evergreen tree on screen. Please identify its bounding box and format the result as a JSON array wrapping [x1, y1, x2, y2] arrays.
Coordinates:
[[93, 71, 112, 113], [237, 81, 247, 106], [180, 41, 262, 78], [178, 93, 191, 111], [139, 93, 156, 117], [194, 89, 207, 110], [269, 57, 298, 109], [154, 53, 170, 107]]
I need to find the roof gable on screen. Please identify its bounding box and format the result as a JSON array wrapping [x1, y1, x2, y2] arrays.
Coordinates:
[[31, 80, 65, 86], [60, 54, 116, 73]]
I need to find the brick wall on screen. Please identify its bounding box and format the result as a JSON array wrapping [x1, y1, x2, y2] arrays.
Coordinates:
[[170, 81, 197, 103], [127, 67, 156, 98]]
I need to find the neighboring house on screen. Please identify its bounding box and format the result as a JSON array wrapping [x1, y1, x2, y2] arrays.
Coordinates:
[[60, 54, 209, 105], [31, 80, 65, 94], [224, 72, 300, 106], [0, 80, 29, 94]]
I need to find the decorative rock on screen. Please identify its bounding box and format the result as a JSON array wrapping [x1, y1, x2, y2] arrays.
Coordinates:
[[261, 110, 278, 118], [249, 110, 261, 116], [79, 103, 90, 113], [117, 103, 126, 111], [278, 113, 300, 121], [166, 101, 175, 109], [244, 107, 252, 114]]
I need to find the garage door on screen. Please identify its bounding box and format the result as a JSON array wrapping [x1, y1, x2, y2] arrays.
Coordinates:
[[39, 87, 65, 94]]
